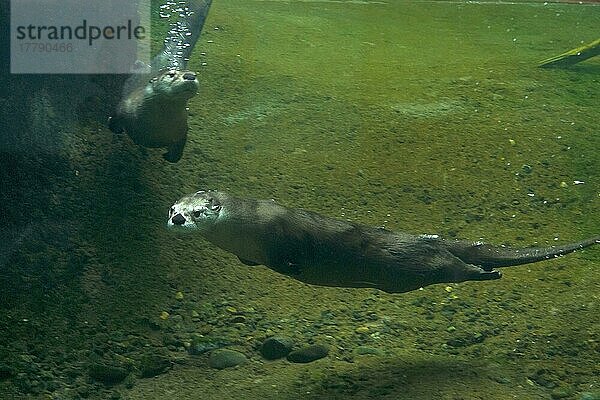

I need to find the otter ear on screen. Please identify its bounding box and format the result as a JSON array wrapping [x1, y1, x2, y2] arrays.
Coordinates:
[[108, 116, 125, 134]]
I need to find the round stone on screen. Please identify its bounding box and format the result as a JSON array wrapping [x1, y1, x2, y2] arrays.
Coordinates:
[[208, 349, 247, 370], [260, 336, 294, 360], [286, 344, 329, 363]]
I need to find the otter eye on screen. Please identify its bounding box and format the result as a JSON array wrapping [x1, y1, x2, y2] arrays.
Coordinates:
[[193, 210, 202, 218], [211, 204, 221, 212]]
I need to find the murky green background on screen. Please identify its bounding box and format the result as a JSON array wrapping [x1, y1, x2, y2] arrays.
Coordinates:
[[0, 0, 598, 399]]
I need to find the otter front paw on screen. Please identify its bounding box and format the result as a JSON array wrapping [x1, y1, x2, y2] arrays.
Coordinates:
[[163, 149, 183, 163], [108, 116, 125, 134], [163, 137, 186, 163]]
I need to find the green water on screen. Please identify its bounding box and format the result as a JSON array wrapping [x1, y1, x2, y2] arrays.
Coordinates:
[[0, 0, 598, 399], [190, 0, 598, 236]]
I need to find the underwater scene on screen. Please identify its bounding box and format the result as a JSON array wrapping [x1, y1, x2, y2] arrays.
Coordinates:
[[0, 0, 599, 398]]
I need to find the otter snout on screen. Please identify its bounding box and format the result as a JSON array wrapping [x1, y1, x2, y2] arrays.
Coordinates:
[[183, 72, 197, 81], [171, 213, 186, 225]]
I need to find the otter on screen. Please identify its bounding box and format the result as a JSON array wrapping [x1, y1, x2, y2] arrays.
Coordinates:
[[109, 0, 212, 163], [167, 190, 599, 294]]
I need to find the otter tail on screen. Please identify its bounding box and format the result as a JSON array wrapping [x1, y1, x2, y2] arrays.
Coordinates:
[[442, 236, 600, 270]]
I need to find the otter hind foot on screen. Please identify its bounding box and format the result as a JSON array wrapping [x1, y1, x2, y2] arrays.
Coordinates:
[[163, 136, 187, 163], [455, 263, 502, 283], [474, 269, 502, 281]]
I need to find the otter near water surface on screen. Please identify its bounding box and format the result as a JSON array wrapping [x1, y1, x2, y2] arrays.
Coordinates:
[[109, 0, 213, 162], [167, 190, 599, 294]]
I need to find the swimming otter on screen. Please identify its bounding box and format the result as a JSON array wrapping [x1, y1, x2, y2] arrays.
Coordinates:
[[109, 0, 212, 162], [167, 190, 599, 294]]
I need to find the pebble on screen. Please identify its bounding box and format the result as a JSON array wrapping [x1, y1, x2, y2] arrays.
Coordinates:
[[286, 344, 329, 363], [260, 336, 294, 360], [446, 331, 486, 347], [208, 349, 247, 370], [551, 387, 573, 399], [139, 352, 172, 378], [188, 336, 229, 356], [353, 346, 383, 356], [355, 326, 369, 334], [88, 363, 129, 385], [580, 392, 600, 400], [230, 315, 246, 324]]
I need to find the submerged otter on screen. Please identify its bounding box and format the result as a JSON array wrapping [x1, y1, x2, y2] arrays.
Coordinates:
[[167, 190, 599, 294], [109, 0, 212, 162]]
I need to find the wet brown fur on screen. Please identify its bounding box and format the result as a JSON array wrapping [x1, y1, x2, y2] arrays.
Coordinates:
[[170, 191, 599, 293]]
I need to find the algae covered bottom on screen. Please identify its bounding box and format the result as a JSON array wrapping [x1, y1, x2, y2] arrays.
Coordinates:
[[0, 0, 598, 399]]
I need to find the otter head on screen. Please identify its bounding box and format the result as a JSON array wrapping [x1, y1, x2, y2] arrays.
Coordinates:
[[147, 69, 199, 100], [168, 190, 224, 231]]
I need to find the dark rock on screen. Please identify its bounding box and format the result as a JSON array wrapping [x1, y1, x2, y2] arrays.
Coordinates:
[[491, 375, 511, 384], [287, 344, 329, 363], [230, 315, 246, 324], [260, 336, 294, 360], [88, 363, 129, 385], [162, 334, 185, 348], [446, 331, 486, 347], [139, 353, 172, 378], [208, 349, 247, 370]]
